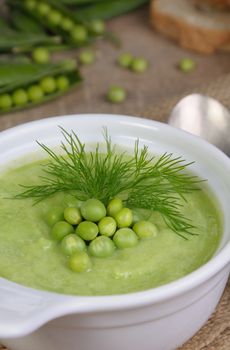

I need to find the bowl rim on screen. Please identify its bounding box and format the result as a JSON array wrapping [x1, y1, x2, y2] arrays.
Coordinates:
[[0, 113, 229, 313]]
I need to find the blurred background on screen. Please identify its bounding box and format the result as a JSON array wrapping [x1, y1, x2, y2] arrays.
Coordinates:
[[0, 0, 229, 130]]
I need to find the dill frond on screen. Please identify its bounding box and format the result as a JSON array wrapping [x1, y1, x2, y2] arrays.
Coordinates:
[[15, 128, 202, 238]]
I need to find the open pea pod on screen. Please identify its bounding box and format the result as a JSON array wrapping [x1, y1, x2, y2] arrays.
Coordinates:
[[9, 9, 46, 34], [0, 54, 32, 65], [0, 60, 82, 114], [0, 61, 64, 87], [7, 0, 93, 47], [0, 17, 14, 32], [0, 31, 62, 53]]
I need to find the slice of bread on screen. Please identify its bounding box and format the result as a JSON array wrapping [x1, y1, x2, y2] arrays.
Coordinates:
[[151, 0, 230, 54], [195, 0, 230, 11]]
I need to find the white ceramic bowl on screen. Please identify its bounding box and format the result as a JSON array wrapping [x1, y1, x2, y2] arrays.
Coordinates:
[[0, 114, 230, 350]]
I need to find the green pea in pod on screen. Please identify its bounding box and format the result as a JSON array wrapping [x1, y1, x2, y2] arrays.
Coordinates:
[[8, 0, 91, 47], [0, 6, 61, 54], [0, 59, 82, 114], [10, 8, 46, 35]]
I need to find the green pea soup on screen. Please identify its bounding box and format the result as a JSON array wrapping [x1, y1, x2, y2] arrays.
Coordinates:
[[0, 154, 222, 296]]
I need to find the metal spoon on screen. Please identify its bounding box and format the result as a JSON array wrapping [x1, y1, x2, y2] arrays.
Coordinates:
[[168, 93, 230, 157]]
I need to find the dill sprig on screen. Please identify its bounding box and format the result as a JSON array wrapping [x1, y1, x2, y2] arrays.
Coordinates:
[[15, 127, 202, 238]]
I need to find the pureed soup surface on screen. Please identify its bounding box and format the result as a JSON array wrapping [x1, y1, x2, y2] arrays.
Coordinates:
[[0, 155, 222, 296]]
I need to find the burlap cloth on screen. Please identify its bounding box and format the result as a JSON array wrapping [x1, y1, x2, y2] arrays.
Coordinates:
[[0, 75, 229, 350], [143, 72, 230, 122]]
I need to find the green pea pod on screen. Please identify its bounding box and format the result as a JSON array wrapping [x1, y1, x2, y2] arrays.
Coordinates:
[[0, 60, 82, 114], [10, 9, 46, 34], [0, 16, 14, 32], [7, 0, 90, 46], [0, 54, 32, 65], [0, 28, 61, 53], [0, 62, 59, 87], [73, 0, 149, 20], [0, 60, 80, 89]]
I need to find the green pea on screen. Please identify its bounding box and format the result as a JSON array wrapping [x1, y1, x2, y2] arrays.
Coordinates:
[[61, 234, 86, 256], [64, 207, 82, 225], [51, 221, 74, 241], [12, 89, 28, 106], [178, 58, 195, 73], [79, 50, 95, 65], [37, 2, 51, 16], [133, 221, 158, 239], [81, 198, 106, 222], [71, 25, 88, 44], [89, 236, 115, 258], [27, 85, 44, 102], [24, 0, 37, 10], [32, 47, 50, 64], [39, 76, 56, 94], [114, 207, 133, 228], [107, 198, 123, 217], [98, 216, 117, 237], [56, 75, 70, 91], [113, 228, 138, 249], [61, 17, 75, 32], [64, 197, 83, 209], [47, 9, 62, 26], [107, 86, 127, 104], [0, 94, 12, 109], [45, 207, 64, 226], [62, 59, 78, 71], [76, 221, 98, 241], [69, 251, 91, 272], [88, 19, 105, 36], [117, 53, 133, 68], [131, 57, 148, 73]]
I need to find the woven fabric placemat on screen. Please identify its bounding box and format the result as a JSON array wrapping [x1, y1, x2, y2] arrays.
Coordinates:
[[0, 74, 230, 350], [142, 72, 230, 349], [143, 73, 230, 122]]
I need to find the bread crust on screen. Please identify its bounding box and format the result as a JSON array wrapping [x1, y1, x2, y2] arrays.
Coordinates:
[[196, 0, 230, 11], [151, 0, 230, 54]]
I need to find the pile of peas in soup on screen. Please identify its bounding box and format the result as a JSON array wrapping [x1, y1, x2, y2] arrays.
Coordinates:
[[47, 197, 158, 273]]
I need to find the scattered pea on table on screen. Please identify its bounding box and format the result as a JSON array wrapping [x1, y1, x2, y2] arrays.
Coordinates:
[[107, 86, 127, 104], [117, 52, 133, 68], [178, 58, 196, 73], [79, 50, 96, 65], [131, 57, 148, 73]]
